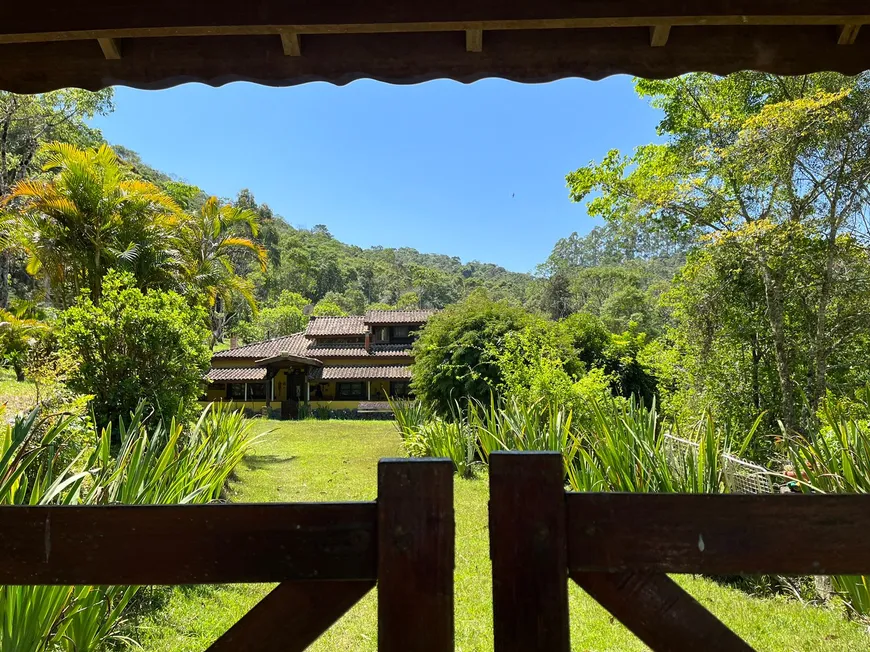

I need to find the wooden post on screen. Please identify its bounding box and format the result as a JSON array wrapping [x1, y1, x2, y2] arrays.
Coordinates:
[[378, 459, 454, 652], [489, 452, 570, 652]]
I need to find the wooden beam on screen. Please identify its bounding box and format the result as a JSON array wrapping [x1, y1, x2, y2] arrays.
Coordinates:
[[490, 453, 570, 652], [838, 23, 862, 44], [207, 580, 374, 652], [649, 24, 671, 46], [466, 29, 483, 52], [280, 31, 301, 56], [378, 459, 454, 652], [567, 492, 870, 575], [97, 37, 121, 59], [2, 1, 870, 45], [571, 571, 755, 652], [0, 503, 377, 584]]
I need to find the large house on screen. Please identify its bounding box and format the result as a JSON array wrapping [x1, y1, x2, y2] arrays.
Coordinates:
[[203, 309, 437, 417]]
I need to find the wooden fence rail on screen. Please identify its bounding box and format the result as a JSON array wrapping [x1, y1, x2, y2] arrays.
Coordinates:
[[0, 458, 454, 652], [489, 451, 870, 652]]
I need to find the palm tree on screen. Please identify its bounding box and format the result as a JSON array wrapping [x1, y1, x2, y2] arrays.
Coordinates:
[[0, 308, 48, 381], [3, 143, 180, 306], [176, 196, 267, 344]]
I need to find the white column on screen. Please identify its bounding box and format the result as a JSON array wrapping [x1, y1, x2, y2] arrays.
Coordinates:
[[271, 376, 275, 401], [244, 383, 248, 401], [367, 381, 371, 401], [306, 379, 310, 402]]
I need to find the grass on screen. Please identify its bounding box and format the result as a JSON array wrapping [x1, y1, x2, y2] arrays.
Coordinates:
[[0, 368, 36, 419], [137, 420, 870, 651]]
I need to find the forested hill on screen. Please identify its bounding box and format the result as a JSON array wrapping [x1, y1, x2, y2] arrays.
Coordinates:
[[113, 145, 536, 313]]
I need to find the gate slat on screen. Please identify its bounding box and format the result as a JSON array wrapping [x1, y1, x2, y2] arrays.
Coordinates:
[[0, 503, 376, 584], [207, 580, 374, 651], [571, 571, 755, 652]]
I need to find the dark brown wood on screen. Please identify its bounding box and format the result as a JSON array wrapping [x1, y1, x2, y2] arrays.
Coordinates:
[[207, 580, 374, 651], [839, 23, 862, 44], [570, 571, 755, 652], [377, 458, 454, 652], [2, 1, 870, 43], [489, 452, 570, 652], [3, 25, 870, 94], [0, 502, 376, 584], [567, 492, 870, 575]]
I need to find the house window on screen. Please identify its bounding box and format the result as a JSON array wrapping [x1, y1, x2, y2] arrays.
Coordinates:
[[227, 383, 246, 400], [375, 327, 389, 342], [392, 325, 410, 340], [391, 381, 412, 398], [248, 382, 269, 400], [336, 382, 366, 400]]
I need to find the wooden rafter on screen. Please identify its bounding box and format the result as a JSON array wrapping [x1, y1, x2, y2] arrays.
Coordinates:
[[466, 29, 483, 52], [839, 23, 862, 44], [97, 37, 121, 59], [280, 31, 302, 56], [649, 25, 671, 46]]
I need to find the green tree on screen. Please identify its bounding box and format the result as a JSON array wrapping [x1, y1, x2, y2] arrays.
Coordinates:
[[177, 196, 267, 345], [0, 89, 114, 308], [411, 291, 532, 413], [312, 299, 346, 317], [58, 271, 211, 427], [568, 72, 870, 431], [6, 143, 180, 307], [396, 291, 420, 309]]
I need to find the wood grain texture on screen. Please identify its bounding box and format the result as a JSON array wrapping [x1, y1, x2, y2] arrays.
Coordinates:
[[207, 580, 374, 651], [0, 503, 376, 584], [489, 452, 570, 652], [838, 23, 862, 44], [571, 571, 755, 651], [567, 493, 870, 575], [3, 26, 870, 94], [377, 458, 454, 652]]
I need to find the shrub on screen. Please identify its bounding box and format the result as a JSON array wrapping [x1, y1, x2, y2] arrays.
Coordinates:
[[411, 291, 533, 414], [58, 270, 211, 428]]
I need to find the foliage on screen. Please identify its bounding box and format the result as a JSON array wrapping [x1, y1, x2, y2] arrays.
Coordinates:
[[0, 307, 49, 381], [411, 291, 533, 414], [312, 298, 347, 316], [567, 72, 870, 434], [6, 143, 180, 306], [0, 401, 257, 651], [58, 271, 211, 428]]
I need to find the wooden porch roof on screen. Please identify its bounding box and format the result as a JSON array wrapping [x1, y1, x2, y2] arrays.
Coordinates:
[[3, 1, 870, 94]]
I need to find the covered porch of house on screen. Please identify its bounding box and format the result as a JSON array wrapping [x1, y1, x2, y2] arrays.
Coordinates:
[[203, 352, 322, 419]]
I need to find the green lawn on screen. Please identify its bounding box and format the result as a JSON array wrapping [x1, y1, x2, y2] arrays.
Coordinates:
[[137, 420, 869, 651]]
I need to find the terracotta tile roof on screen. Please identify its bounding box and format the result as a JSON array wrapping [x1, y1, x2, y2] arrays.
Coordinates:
[[205, 367, 268, 382], [364, 309, 438, 325], [305, 316, 367, 337], [309, 365, 412, 381], [305, 344, 412, 359], [212, 332, 309, 359]]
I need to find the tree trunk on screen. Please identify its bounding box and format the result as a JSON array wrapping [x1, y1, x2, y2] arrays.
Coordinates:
[[13, 362, 25, 382], [757, 256, 797, 433], [0, 251, 8, 309], [810, 220, 840, 413]]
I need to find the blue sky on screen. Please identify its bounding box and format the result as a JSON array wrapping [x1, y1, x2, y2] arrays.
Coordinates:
[[92, 77, 661, 273]]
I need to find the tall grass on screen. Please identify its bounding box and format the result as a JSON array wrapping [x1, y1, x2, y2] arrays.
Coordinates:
[[785, 401, 870, 617], [0, 402, 259, 651]]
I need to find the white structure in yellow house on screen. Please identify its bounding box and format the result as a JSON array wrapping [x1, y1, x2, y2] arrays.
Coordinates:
[[203, 309, 437, 418]]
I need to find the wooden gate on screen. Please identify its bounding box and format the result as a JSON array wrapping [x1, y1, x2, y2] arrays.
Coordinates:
[[1, 459, 454, 652], [489, 451, 870, 652]]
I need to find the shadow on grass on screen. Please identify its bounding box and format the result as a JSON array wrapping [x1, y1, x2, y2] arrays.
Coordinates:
[[242, 453, 297, 471]]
